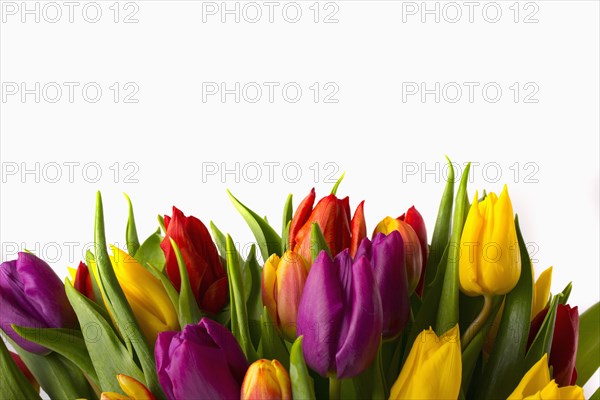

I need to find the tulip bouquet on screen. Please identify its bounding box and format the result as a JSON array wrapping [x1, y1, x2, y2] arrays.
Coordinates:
[[1, 159, 599, 400]]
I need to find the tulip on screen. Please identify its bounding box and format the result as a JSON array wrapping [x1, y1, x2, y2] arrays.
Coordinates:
[[160, 206, 228, 315], [262, 250, 309, 341], [155, 318, 248, 400], [100, 374, 156, 400], [241, 359, 292, 400], [109, 246, 179, 346], [297, 250, 382, 379], [355, 232, 410, 339], [531, 267, 552, 320], [0, 252, 76, 354], [399, 207, 428, 296], [72, 261, 95, 301], [528, 304, 579, 386], [389, 325, 461, 399], [373, 216, 423, 294], [10, 351, 39, 392], [508, 354, 583, 399], [289, 189, 366, 262], [459, 186, 521, 297]]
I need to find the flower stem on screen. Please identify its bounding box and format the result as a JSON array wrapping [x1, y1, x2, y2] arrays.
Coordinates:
[[329, 376, 341, 400], [461, 294, 493, 350]]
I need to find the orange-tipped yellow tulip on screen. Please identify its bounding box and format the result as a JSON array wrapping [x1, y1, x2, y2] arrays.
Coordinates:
[[262, 251, 309, 342], [241, 359, 292, 400], [508, 354, 584, 399], [459, 185, 521, 296], [100, 374, 156, 400], [389, 325, 461, 399], [532, 267, 552, 319], [109, 246, 179, 346]]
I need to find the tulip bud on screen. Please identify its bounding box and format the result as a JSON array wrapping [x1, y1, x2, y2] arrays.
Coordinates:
[[528, 304, 579, 386], [531, 267, 552, 320], [109, 247, 179, 346], [0, 252, 76, 354], [155, 318, 248, 400], [373, 216, 423, 294], [459, 186, 521, 296], [100, 374, 155, 400], [297, 250, 382, 379], [399, 206, 428, 296], [355, 232, 410, 339], [161, 207, 228, 315], [9, 351, 39, 392], [73, 261, 95, 301], [262, 251, 309, 342], [241, 359, 292, 400], [389, 325, 461, 400], [508, 354, 584, 399]]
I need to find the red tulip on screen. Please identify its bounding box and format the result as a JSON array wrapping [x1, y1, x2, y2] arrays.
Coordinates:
[[74, 261, 95, 301], [289, 189, 365, 262], [528, 304, 579, 386], [399, 207, 428, 296], [160, 207, 228, 315]]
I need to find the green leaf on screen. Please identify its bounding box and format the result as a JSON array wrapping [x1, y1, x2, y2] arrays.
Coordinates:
[[124, 193, 140, 256], [228, 190, 282, 260], [523, 294, 561, 372], [210, 221, 228, 260], [170, 238, 203, 327], [134, 228, 166, 272], [0, 336, 42, 400], [436, 162, 470, 334], [310, 222, 332, 263], [351, 340, 386, 400], [226, 234, 258, 361], [244, 244, 263, 322], [558, 282, 573, 305], [331, 172, 345, 195], [290, 336, 316, 400], [475, 216, 533, 399], [85, 250, 108, 311], [258, 307, 290, 367], [576, 302, 600, 386], [423, 156, 455, 294], [93, 192, 164, 399], [282, 194, 294, 238], [12, 325, 98, 385], [65, 282, 144, 392]]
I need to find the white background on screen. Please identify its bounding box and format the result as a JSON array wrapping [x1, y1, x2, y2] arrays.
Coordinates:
[[1, 0, 599, 396]]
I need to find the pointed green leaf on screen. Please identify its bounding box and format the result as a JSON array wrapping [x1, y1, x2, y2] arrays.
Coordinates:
[[210, 221, 228, 260], [424, 156, 454, 294], [475, 216, 533, 399], [282, 194, 293, 236], [0, 337, 42, 400], [228, 190, 282, 260], [558, 282, 572, 305], [244, 245, 263, 321], [124, 193, 140, 256], [436, 163, 470, 334], [310, 223, 332, 263], [523, 294, 561, 372], [290, 336, 316, 400], [85, 250, 107, 311], [331, 172, 345, 195], [134, 228, 165, 272], [259, 307, 290, 366], [577, 302, 600, 386], [170, 238, 203, 327]]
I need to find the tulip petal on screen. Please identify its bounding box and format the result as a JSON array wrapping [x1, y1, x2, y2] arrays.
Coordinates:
[[289, 188, 315, 249], [349, 201, 366, 258]]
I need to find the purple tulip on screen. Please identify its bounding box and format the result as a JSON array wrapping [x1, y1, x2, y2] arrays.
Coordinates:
[[155, 317, 248, 400], [355, 231, 410, 340], [0, 252, 76, 354], [297, 249, 382, 379]]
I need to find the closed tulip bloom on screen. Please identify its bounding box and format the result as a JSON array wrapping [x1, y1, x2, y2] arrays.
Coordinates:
[[0, 252, 76, 354], [110, 247, 179, 346], [297, 250, 382, 379], [10, 351, 39, 392], [262, 251, 309, 341], [155, 318, 248, 400], [389, 325, 461, 400], [531, 267, 552, 320], [355, 232, 409, 339], [399, 207, 428, 296], [508, 354, 583, 399], [101, 374, 156, 400], [161, 207, 228, 315], [459, 186, 521, 296], [289, 189, 366, 262], [241, 359, 292, 400], [373, 216, 423, 294], [528, 304, 579, 386], [72, 261, 95, 301]]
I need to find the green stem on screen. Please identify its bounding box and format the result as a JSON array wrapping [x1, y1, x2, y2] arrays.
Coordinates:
[[329, 376, 341, 400], [461, 294, 493, 350]]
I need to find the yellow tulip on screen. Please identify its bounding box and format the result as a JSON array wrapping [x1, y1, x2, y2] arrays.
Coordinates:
[[459, 185, 521, 296], [532, 267, 552, 319], [241, 359, 292, 400], [109, 246, 179, 346], [101, 374, 155, 400], [389, 325, 461, 400], [508, 354, 584, 400]]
